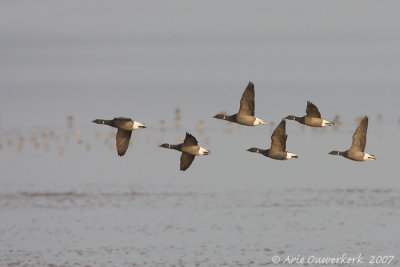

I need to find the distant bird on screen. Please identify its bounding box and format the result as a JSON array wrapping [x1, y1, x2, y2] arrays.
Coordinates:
[[92, 117, 146, 156], [329, 116, 375, 161], [43, 141, 49, 151], [74, 130, 81, 142], [159, 133, 211, 171], [160, 119, 166, 133], [42, 130, 49, 139], [332, 115, 342, 126], [213, 82, 267, 126], [247, 120, 298, 160], [196, 120, 205, 135], [285, 101, 334, 127], [67, 115, 74, 129], [174, 108, 182, 129]]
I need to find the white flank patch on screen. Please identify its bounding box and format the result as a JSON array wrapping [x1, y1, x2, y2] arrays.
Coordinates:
[[133, 121, 146, 130], [321, 119, 333, 127], [254, 117, 267, 125], [286, 152, 298, 159], [198, 147, 211, 155], [363, 153, 376, 161]]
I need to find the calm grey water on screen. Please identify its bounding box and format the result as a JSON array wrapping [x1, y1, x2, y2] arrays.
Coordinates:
[[0, 1, 399, 265]]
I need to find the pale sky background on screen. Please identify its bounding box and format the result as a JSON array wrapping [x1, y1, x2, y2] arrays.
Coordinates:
[[0, 1, 399, 193]]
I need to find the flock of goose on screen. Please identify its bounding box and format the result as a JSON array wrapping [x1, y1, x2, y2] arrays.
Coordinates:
[[93, 82, 376, 171]]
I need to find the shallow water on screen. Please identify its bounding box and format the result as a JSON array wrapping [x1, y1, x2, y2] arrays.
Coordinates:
[[1, 188, 399, 266]]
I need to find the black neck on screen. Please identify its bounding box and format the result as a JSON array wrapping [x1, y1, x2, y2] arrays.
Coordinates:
[[331, 151, 345, 156], [294, 116, 305, 124], [226, 114, 236, 122], [168, 144, 182, 151], [93, 119, 114, 126]]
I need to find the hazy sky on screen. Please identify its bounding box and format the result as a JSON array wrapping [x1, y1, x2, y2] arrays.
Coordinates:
[[0, 1, 399, 192]]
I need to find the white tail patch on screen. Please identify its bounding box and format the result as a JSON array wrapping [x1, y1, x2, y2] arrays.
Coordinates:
[[254, 117, 267, 126], [321, 119, 333, 127], [133, 121, 147, 130], [286, 152, 298, 159], [198, 146, 211, 155], [363, 153, 376, 161]]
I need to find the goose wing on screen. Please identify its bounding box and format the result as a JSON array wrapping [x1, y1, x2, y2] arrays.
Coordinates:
[[270, 120, 287, 152], [116, 129, 132, 156], [114, 117, 133, 122], [350, 116, 368, 152], [239, 82, 255, 116], [306, 101, 321, 118], [183, 132, 198, 146], [180, 152, 195, 171]]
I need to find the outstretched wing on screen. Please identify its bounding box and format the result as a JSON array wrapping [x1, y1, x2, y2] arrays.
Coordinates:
[[239, 82, 255, 116], [270, 120, 287, 152], [180, 152, 195, 171], [350, 116, 368, 152], [306, 101, 321, 118], [183, 132, 198, 146], [114, 117, 133, 122], [116, 129, 132, 156]]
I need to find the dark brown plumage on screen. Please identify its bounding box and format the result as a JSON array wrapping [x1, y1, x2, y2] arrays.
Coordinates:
[[350, 116, 368, 152], [239, 82, 255, 116], [329, 116, 376, 161], [285, 101, 333, 127], [213, 82, 266, 126], [247, 120, 298, 160], [116, 129, 132, 156], [180, 152, 195, 171], [270, 120, 287, 152], [159, 133, 211, 171], [92, 117, 146, 156], [306, 101, 321, 118]]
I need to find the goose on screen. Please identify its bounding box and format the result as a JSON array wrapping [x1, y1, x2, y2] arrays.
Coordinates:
[[159, 133, 211, 171], [329, 116, 375, 161], [247, 120, 298, 160], [92, 117, 146, 156], [285, 101, 334, 127], [213, 82, 267, 126]]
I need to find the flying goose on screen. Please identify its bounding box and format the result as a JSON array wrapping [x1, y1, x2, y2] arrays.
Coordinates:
[[159, 133, 211, 171], [285, 101, 334, 127], [247, 120, 298, 160], [213, 82, 267, 126], [92, 117, 146, 156], [329, 116, 375, 161]]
